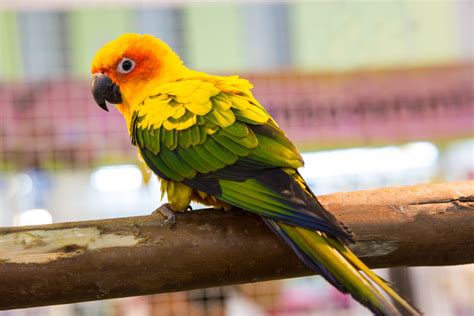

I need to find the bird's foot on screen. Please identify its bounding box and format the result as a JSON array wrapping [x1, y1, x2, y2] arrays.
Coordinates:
[[152, 203, 177, 229]]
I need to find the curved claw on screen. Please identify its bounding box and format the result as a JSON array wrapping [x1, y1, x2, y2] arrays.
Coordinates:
[[152, 203, 176, 229]]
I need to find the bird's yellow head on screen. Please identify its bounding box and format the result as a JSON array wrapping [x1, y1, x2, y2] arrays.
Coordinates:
[[90, 33, 185, 113]]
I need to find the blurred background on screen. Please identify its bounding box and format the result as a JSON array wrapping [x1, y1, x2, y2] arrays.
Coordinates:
[[0, 0, 473, 315]]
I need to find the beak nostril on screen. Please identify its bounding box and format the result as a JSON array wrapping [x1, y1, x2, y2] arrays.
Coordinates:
[[91, 74, 122, 112]]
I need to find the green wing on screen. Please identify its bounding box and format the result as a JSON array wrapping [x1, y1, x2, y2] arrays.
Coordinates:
[[130, 77, 418, 316], [131, 76, 348, 239]]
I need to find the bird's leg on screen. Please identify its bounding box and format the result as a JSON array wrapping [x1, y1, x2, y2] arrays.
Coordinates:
[[152, 203, 177, 228]]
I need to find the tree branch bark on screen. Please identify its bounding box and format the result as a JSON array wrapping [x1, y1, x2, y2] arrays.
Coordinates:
[[0, 181, 473, 310]]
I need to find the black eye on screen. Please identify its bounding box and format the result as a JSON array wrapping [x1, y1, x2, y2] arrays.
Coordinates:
[[117, 58, 135, 74]]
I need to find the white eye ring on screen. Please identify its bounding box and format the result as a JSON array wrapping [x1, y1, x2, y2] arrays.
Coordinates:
[[117, 58, 135, 74]]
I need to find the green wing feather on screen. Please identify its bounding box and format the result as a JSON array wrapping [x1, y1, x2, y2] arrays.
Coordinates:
[[132, 77, 303, 177], [131, 76, 420, 316]]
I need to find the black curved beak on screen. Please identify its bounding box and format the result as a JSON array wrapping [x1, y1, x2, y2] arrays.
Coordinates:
[[91, 73, 122, 112]]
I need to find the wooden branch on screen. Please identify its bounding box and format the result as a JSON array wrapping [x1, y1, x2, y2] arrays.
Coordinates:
[[1, 181, 473, 310]]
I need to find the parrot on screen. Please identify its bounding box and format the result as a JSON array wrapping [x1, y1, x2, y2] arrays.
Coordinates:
[[90, 33, 420, 316]]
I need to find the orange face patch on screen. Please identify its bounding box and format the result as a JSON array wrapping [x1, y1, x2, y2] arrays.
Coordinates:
[[90, 33, 185, 107], [115, 47, 161, 85]]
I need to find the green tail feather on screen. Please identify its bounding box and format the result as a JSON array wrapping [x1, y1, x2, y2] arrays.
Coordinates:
[[276, 222, 420, 316]]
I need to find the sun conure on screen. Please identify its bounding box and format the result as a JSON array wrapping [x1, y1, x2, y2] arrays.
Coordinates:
[[91, 33, 420, 316]]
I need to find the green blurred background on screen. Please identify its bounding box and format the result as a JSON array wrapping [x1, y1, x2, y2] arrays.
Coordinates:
[[0, 1, 469, 79]]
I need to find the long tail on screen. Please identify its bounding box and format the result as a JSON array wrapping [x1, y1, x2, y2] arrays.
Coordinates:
[[263, 218, 421, 316]]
